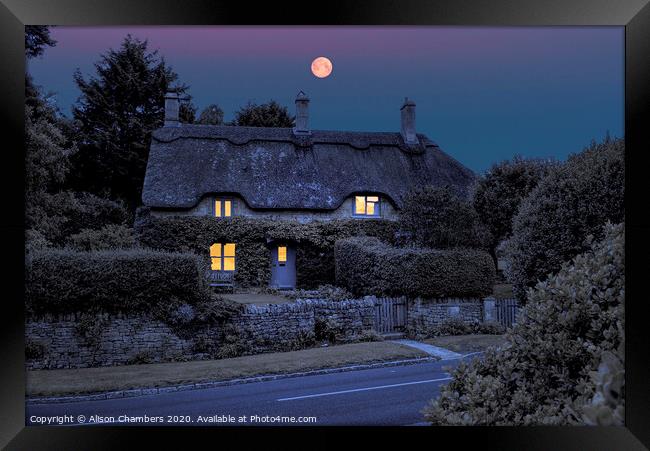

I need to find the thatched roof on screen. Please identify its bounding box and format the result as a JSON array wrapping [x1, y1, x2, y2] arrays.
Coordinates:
[[142, 124, 475, 210]]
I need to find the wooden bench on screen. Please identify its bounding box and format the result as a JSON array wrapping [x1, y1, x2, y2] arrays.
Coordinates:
[[206, 270, 235, 293]]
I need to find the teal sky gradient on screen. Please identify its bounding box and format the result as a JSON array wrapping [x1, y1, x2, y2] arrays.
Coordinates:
[[27, 26, 624, 173]]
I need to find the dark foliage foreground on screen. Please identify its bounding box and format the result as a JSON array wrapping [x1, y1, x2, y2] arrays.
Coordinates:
[[423, 222, 624, 425]]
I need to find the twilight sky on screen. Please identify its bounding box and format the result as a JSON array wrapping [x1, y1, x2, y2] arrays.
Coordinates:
[[27, 26, 624, 173]]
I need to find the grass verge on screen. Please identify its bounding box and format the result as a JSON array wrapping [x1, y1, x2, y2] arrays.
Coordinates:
[[424, 334, 507, 354], [27, 341, 427, 397]]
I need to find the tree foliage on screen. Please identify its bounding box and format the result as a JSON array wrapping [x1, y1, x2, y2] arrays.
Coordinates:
[[25, 25, 56, 58], [504, 137, 624, 300], [70, 35, 188, 210], [399, 186, 490, 250], [233, 100, 294, 127], [472, 156, 554, 265], [197, 104, 225, 125], [424, 222, 624, 425]]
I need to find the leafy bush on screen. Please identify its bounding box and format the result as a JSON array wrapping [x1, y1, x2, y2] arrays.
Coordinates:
[[424, 318, 506, 337], [423, 222, 624, 425], [134, 211, 398, 288], [65, 224, 136, 251], [399, 186, 490, 249], [335, 237, 495, 298], [472, 156, 555, 265], [26, 190, 130, 247], [25, 249, 211, 317], [314, 317, 340, 343], [505, 137, 624, 300]]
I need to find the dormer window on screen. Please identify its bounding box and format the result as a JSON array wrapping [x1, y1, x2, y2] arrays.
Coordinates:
[[353, 195, 380, 217], [214, 198, 233, 217]]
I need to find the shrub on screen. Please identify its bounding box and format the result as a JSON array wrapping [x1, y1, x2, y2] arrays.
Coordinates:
[[504, 137, 624, 300], [424, 319, 506, 337], [314, 317, 340, 343], [423, 222, 624, 425], [335, 237, 495, 298], [472, 156, 555, 266], [26, 190, 130, 247], [25, 249, 211, 317], [399, 186, 491, 250], [65, 224, 136, 251], [134, 211, 398, 288]]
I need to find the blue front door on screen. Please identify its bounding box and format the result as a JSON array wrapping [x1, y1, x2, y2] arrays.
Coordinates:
[[270, 244, 296, 289]]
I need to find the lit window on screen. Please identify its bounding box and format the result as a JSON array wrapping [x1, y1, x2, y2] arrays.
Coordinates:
[[354, 195, 380, 217], [278, 246, 287, 264], [210, 243, 236, 271], [214, 198, 233, 217]]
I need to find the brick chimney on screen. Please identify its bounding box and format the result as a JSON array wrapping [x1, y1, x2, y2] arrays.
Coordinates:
[[293, 90, 310, 135], [164, 91, 180, 127], [400, 97, 418, 145]]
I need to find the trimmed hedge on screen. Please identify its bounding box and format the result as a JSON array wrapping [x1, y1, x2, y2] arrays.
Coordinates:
[[25, 249, 211, 316], [335, 237, 495, 298], [134, 209, 398, 288]]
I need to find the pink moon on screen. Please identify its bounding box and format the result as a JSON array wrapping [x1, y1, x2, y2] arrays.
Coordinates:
[[311, 57, 333, 78]]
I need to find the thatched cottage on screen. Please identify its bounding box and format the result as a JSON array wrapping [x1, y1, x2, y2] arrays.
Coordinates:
[[141, 91, 475, 289]]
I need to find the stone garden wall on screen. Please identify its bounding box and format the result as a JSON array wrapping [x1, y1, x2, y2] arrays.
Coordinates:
[[407, 298, 484, 335], [25, 298, 377, 370], [25, 297, 506, 370]]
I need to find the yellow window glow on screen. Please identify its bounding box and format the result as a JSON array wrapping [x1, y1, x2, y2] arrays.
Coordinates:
[[211, 258, 222, 271], [278, 246, 287, 263], [224, 200, 232, 217], [224, 257, 235, 271], [215, 200, 222, 217], [367, 201, 375, 215], [210, 243, 222, 257], [224, 243, 236, 257], [355, 196, 366, 214], [366, 196, 379, 202]]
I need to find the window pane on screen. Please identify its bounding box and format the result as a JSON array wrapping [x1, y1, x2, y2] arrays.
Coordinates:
[[224, 257, 235, 271], [224, 200, 232, 217], [210, 243, 221, 257], [366, 196, 379, 202], [211, 257, 221, 271], [215, 200, 222, 217], [224, 243, 236, 257], [367, 201, 375, 215], [355, 196, 366, 214], [278, 246, 287, 262]]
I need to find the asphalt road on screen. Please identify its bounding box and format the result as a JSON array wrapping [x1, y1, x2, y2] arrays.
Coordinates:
[[26, 358, 472, 426]]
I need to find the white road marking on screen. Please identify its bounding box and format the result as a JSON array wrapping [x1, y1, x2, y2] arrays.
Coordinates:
[[277, 377, 453, 402]]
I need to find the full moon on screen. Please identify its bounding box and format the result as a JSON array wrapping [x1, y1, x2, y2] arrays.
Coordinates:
[[311, 57, 333, 78]]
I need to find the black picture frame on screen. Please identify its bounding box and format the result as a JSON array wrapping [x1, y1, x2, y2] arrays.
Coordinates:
[[1, 0, 649, 448]]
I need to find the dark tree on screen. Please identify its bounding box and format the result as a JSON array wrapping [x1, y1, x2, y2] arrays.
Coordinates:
[[25, 25, 56, 58], [399, 186, 491, 250], [505, 137, 624, 300], [70, 35, 188, 211], [472, 156, 554, 267], [179, 98, 197, 124], [197, 104, 224, 125], [233, 100, 294, 127]]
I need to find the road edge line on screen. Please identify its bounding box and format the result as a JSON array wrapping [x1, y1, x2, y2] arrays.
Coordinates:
[[26, 356, 439, 405]]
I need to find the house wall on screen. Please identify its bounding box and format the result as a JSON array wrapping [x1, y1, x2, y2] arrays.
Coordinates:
[[149, 195, 400, 223]]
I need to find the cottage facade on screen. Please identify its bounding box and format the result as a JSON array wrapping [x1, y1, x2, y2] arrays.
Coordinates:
[[142, 92, 475, 289]]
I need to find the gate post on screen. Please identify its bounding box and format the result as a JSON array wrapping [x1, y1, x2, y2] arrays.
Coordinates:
[[483, 297, 496, 322]]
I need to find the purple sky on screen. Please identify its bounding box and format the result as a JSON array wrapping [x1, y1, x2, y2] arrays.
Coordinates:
[[27, 26, 624, 173]]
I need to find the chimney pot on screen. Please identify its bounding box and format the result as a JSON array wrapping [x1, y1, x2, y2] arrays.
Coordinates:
[[400, 97, 418, 145], [293, 90, 310, 135], [164, 91, 180, 127]]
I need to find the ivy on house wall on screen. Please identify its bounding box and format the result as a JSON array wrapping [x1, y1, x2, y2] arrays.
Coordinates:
[[134, 208, 399, 288]]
